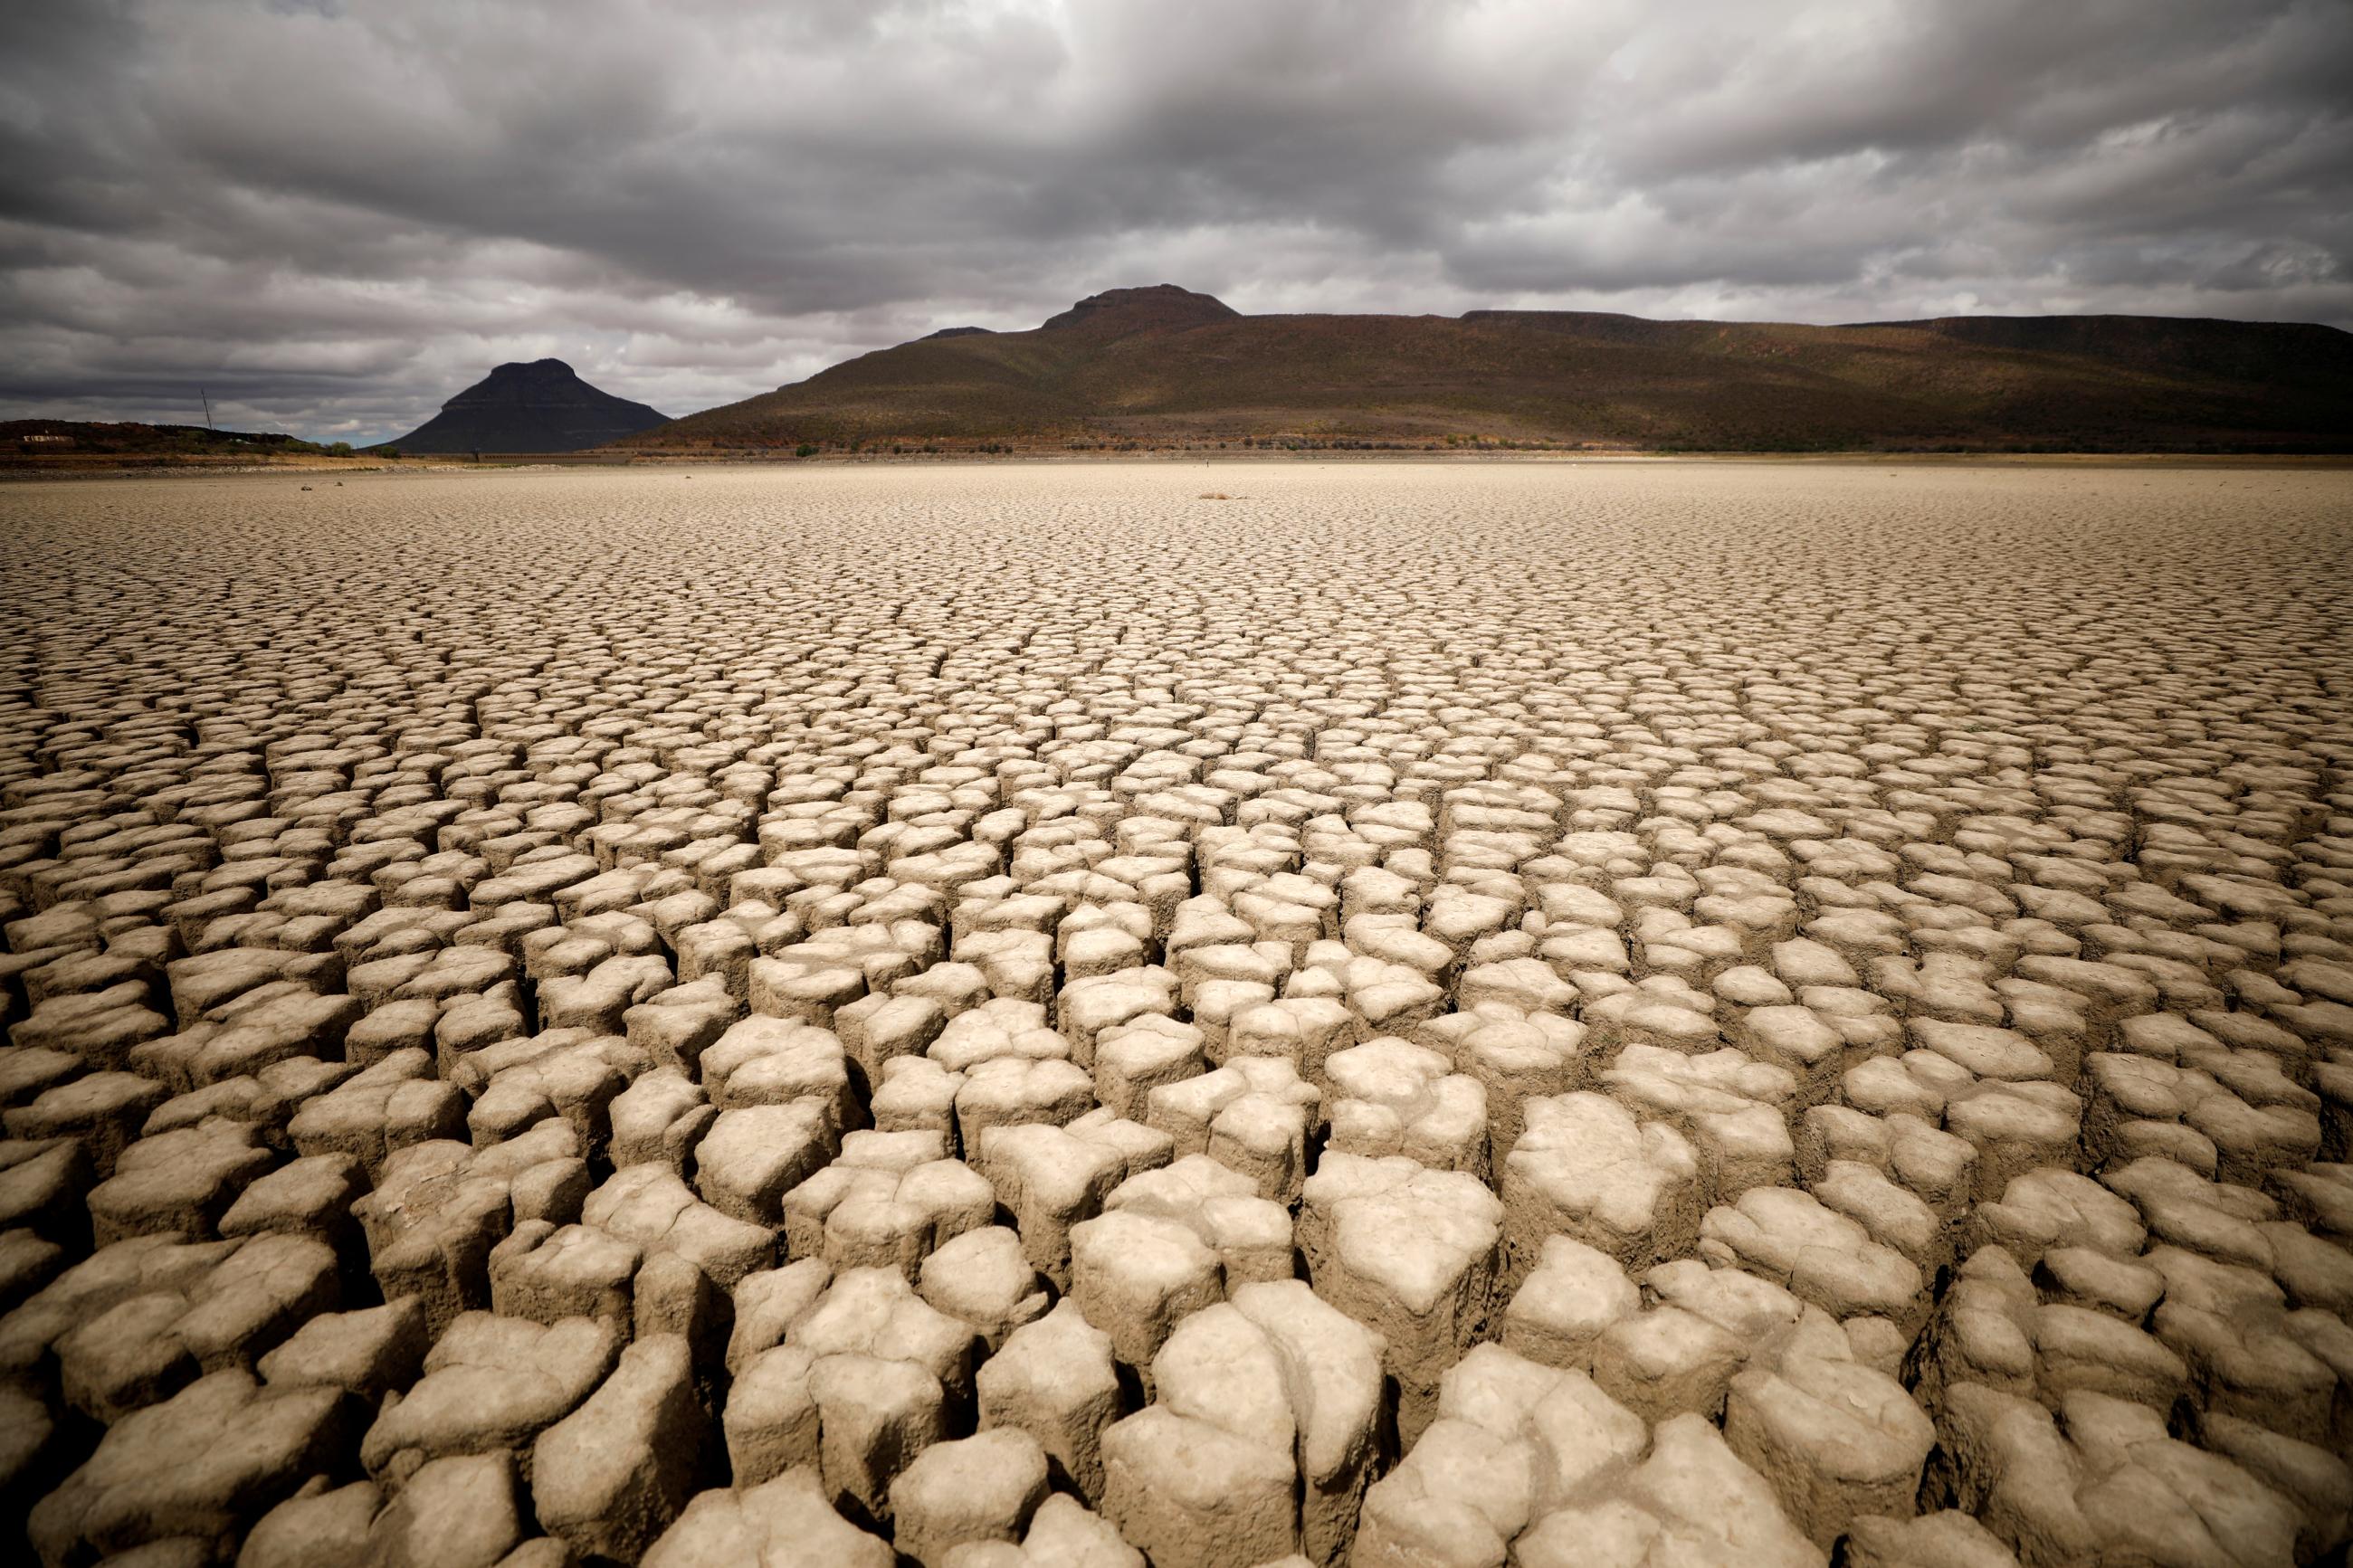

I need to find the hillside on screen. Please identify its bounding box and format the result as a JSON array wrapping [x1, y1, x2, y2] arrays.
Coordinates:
[[383, 358, 667, 453], [2, 419, 342, 470], [621, 286, 2353, 453]]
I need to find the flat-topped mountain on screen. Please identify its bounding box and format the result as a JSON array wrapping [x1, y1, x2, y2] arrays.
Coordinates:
[[1039, 284, 1242, 337], [621, 290, 2352, 453], [382, 358, 667, 453]]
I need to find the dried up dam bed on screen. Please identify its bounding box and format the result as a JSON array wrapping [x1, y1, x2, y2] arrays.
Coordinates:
[[1, 461, 2350, 1567]]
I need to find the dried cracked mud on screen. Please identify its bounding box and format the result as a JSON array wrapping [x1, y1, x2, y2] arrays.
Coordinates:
[[2, 460, 2350, 1568]]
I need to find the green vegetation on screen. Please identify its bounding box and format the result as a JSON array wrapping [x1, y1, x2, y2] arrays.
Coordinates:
[[0, 419, 376, 464]]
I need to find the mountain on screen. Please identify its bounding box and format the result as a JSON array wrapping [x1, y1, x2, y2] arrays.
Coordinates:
[[1038, 283, 1240, 336], [382, 359, 667, 453], [619, 288, 2353, 453]]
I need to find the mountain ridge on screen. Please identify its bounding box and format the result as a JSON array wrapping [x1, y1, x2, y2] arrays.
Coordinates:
[[618, 290, 2353, 453]]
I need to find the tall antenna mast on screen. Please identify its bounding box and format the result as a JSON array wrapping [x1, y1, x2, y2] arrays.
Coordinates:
[[201, 388, 214, 430]]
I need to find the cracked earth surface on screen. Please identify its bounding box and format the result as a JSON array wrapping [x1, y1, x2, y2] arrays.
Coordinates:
[[2, 461, 2351, 1567]]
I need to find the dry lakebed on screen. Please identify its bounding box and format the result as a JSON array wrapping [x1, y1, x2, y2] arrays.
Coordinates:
[[1, 460, 2350, 1567]]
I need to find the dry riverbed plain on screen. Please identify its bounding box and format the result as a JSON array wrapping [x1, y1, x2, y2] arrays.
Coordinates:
[[2, 461, 2351, 1568]]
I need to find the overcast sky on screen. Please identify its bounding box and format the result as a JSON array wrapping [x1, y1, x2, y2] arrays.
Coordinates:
[[4, 0, 2348, 443]]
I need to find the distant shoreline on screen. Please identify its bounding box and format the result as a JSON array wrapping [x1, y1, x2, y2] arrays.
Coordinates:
[[9, 448, 2353, 483]]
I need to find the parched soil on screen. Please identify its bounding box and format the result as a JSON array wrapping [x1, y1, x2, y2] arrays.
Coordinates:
[[1, 461, 2349, 1567]]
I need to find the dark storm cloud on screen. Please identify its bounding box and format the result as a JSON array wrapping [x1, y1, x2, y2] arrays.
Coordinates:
[[4, 0, 2348, 442]]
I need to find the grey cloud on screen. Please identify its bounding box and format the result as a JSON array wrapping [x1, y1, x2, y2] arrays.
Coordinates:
[[3, 0, 2347, 442]]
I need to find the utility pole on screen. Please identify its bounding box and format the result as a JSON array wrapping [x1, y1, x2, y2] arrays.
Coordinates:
[[200, 389, 214, 431]]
